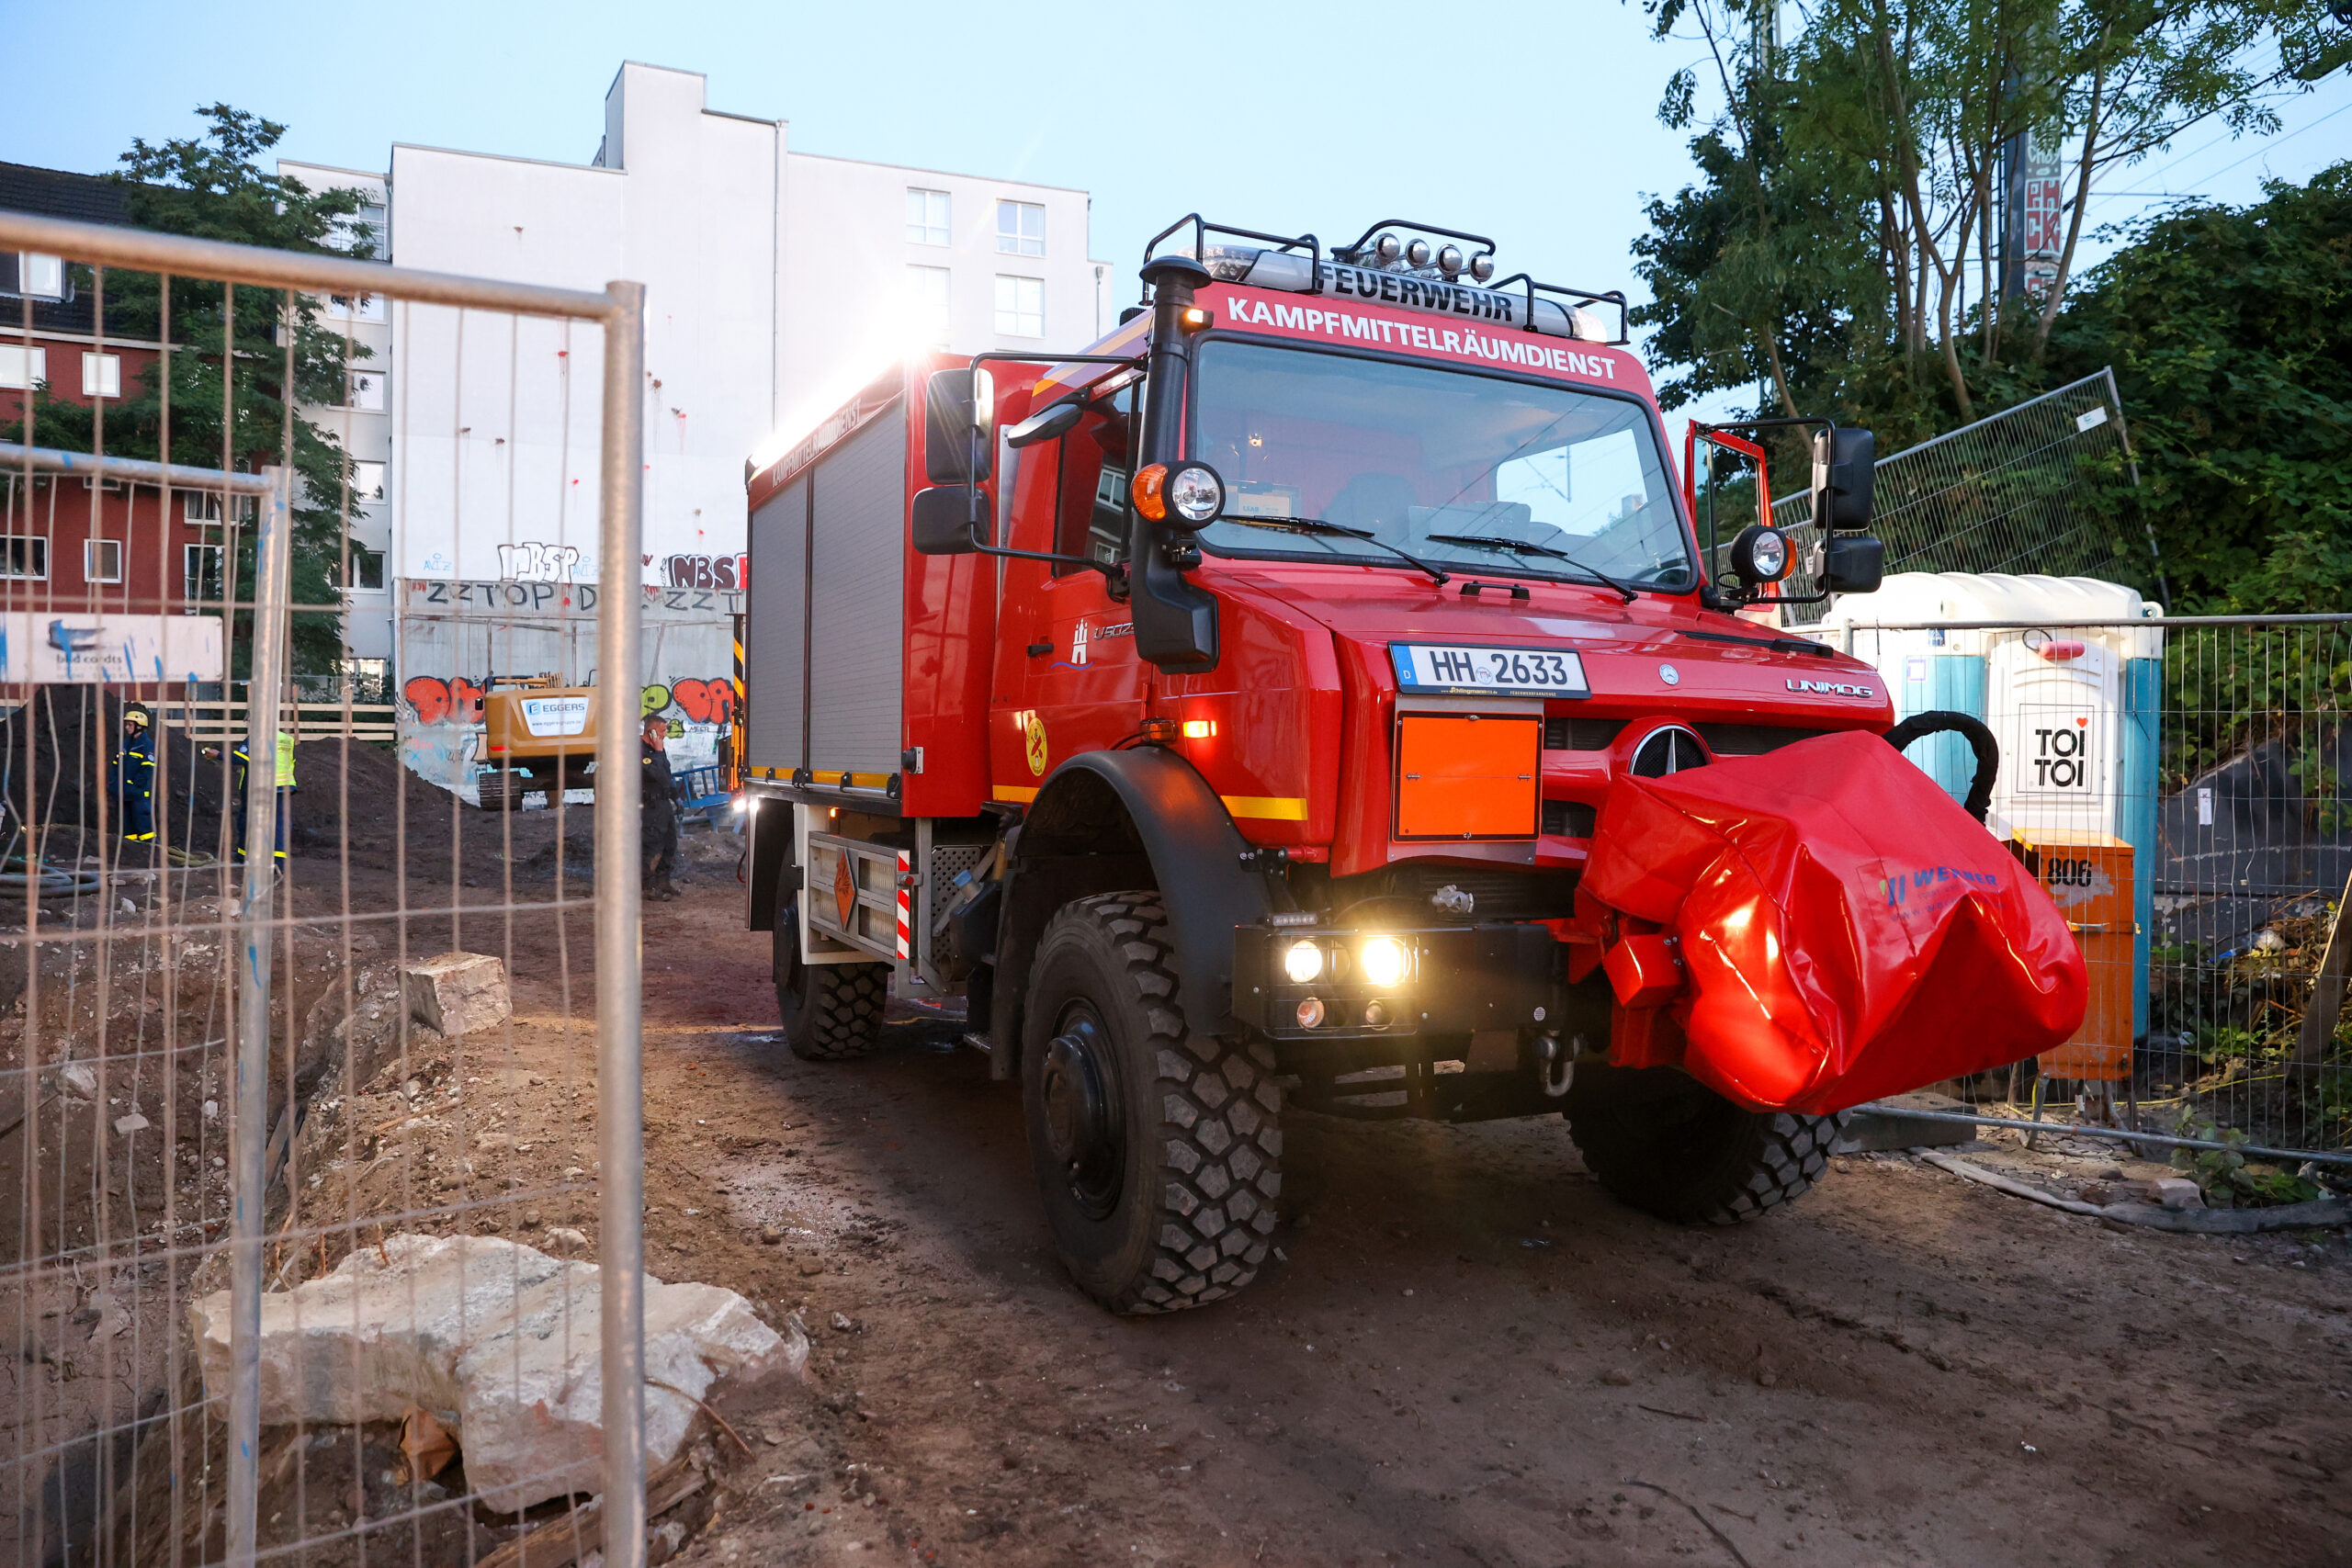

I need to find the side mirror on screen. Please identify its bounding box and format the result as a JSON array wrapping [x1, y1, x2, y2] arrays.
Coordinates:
[[1811, 426, 1875, 532], [1004, 399, 1084, 449], [1818, 533, 1884, 594], [923, 368, 994, 486], [911, 485, 980, 556]]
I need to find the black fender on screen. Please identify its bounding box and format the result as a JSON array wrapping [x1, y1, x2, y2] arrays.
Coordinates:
[[988, 747, 1275, 1075], [746, 795, 794, 931]]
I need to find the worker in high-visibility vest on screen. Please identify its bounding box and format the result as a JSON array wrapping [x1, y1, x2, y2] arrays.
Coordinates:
[[111, 705, 156, 842], [225, 730, 294, 864]]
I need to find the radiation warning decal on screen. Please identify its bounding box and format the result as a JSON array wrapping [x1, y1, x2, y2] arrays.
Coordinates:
[[1023, 710, 1050, 776]]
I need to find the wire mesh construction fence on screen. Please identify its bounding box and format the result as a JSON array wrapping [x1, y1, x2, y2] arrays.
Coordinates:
[[1839, 611, 2352, 1183], [1753, 368, 2154, 617], [0, 212, 649, 1566]]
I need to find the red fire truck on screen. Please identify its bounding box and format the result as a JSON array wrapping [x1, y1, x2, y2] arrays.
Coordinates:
[[740, 218, 2086, 1314]]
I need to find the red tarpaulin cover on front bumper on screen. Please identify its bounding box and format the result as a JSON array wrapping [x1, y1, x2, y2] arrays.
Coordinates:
[[1580, 731, 2086, 1114]]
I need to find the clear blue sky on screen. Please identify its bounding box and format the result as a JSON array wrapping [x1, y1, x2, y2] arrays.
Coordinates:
[[4, 0, 2344, 425]]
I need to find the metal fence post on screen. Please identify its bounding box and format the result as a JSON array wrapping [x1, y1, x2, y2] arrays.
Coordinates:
[[225, 463, 295, 1566], [595, 281, 649, 1568]]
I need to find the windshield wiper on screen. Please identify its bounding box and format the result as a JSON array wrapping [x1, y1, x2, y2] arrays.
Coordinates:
[[1214, 514, 1451, 585], [1421, 533, 1640, 604]]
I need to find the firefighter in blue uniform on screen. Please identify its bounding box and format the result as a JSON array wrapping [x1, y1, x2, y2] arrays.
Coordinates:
[[112, 705, 156, 842]]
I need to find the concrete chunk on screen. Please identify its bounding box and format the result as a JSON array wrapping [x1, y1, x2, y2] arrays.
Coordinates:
[[402, 952, 513, 1038], [189, 1234, 801, 1509]]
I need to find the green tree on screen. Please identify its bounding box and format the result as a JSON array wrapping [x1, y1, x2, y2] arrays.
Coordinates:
[[3, 105, 378, 672], [1631, 0, 2346, 426], [2040, 163, 2352, 612]]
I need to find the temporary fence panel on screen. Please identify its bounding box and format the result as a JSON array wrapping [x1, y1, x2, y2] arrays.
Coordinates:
[[1759, 367, 2151, 618], [0, 211, 647, 1568], [1839, 611, 2352, 1169]]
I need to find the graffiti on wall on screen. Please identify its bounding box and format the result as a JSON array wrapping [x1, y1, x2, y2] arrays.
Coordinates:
[[497, 541, 585, 583], [644, 678, 737, 726], [400, 675, 737, 730], [658, 553, 750, 591], [402, 675, 485, 726]]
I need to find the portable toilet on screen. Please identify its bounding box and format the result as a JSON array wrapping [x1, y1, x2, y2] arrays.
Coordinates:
[[1818, 574, 2164, 1041]]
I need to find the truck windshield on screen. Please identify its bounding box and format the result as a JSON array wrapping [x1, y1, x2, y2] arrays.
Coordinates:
[[1191, 339, 1695, 592]]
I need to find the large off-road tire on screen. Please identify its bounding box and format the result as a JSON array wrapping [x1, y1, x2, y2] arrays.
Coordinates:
[[1566, 1061, 1848, 1224], [1022, 893, 1282, 1314], [774, 896, 888, 1061]]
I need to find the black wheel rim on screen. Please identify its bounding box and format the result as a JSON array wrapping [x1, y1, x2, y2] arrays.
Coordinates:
[[1041, 1001, 1125, 1220]]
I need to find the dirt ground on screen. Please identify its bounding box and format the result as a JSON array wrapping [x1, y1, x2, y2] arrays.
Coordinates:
[[26, 803, 2352, 1567], [594, 852, 2351, 1568]]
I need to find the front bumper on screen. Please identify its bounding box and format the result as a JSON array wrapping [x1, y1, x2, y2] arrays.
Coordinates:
[[1231, 921, 1562, 1042]]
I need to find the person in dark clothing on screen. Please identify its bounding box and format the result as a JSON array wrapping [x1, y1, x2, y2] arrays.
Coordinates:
[[111, 706, 156, 842], [641, 714, 679, 900]]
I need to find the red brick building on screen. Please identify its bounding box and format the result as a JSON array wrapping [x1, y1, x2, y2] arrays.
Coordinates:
[[2, 162, 233, 618]]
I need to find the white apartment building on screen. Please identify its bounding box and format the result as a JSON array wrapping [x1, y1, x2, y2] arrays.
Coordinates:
[[274, 164, 392, 663], [287, 61, 1111, 673]]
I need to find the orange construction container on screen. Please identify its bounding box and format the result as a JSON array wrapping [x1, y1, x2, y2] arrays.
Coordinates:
[[2008, 829, 2135, 1081]]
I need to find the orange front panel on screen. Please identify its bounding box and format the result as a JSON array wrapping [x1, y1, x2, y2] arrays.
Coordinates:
[[1394, 715, 1539, 840]]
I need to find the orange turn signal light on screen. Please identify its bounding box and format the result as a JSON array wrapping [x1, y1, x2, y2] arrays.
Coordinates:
[[1180, 306, 1213, 333], [1132, 463, 1169, 521], [1181, 719, 1214, 739]]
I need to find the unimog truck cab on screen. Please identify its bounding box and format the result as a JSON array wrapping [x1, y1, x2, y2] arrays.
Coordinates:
[[739, 217, 2086, 1314]]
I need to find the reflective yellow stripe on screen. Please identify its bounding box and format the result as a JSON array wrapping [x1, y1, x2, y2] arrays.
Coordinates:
[[990, 784, 1302, 818], [1220, 795, 1309, 821]]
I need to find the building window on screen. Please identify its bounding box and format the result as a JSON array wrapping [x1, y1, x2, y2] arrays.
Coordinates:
[[345, 368, 387, 411], [352, 461, 386, 503], [185, 544, 224, 606], [0, 536, 49, 581], [334, 203, 387, 255], [85, 538, 123, 583], [0, 345, 47, 390], [81, 352, 121, 399], [182, 490, 257, 526], [994, 275, 1045, 338], [346, 549, 385, 592], [906, 188, 950, 246], [0, 253, 67, 302], [906, 265, 952, 347], [326, 291, 387, 322], [996, 200, 1045, 257]]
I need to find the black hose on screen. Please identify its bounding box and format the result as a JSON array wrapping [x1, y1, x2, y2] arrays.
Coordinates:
[[1883, 710, 1999, 823]]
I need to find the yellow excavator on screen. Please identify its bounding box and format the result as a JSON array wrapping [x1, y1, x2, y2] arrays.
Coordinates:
[[477, 673, 599, 811]]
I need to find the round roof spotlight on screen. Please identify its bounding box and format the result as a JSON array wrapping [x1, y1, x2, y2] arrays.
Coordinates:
[[1405, 237, 1433, 267], [1374, 231, 1403, 265], [1468, 253, 1496, 282], [1436, 244, 1464, 278], [1166, 462, 1226, 528], [1729, 523, 1795, 585]]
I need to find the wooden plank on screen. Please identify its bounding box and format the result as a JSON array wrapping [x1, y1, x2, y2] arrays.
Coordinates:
[[471, 1461, 705, 1568], [2293, 863, 2352, 1071]]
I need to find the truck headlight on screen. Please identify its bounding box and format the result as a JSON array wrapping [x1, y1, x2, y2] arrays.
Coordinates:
[[1167, 463, 1225, 528], [1358, 935, 1411, 988], [1283, 940, 1325, 984], [1730, 524, 1794, 585]]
